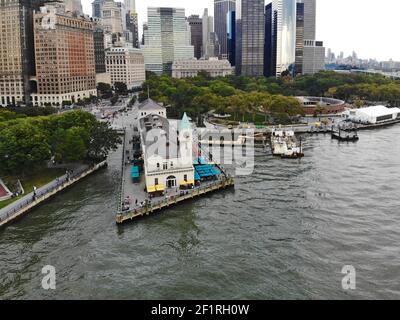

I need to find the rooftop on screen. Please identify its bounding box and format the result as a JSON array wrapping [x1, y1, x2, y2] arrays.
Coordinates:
[[354, 105, 400, 117], [138, 98, 166, 112]]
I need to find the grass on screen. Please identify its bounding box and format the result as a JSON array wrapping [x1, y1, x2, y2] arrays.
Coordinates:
[[0, 168, 66, 210]]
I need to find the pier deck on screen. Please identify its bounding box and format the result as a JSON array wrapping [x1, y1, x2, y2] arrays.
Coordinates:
[[116, 176, 234, 224]]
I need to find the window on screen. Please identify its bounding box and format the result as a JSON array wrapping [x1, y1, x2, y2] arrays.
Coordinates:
[[184, 175, 188, 182], [155, 178, 159, 185], [163, 163, 168, 170]]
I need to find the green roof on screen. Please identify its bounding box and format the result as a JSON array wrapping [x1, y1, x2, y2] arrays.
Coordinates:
[[179, 112, 191, 131]]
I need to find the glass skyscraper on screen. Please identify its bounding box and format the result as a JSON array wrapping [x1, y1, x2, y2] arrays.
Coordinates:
[[272, 0, 297, 76], [143, 7, 194, 75], [227, 10, 236, 66], [295, 0, 325, 75], [214, 0, 235, 58], [235, 0, 265, 76], [264, 3, 273, 77]]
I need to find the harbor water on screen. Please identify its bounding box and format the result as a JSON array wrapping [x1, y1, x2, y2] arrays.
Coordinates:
[[0, 126, 399, 299]]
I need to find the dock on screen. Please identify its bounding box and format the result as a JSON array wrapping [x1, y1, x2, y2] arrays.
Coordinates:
[[116, 176, 234, 224]]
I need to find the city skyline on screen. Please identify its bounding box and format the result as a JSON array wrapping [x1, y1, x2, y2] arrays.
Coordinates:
[[81, 0, 400, 62]]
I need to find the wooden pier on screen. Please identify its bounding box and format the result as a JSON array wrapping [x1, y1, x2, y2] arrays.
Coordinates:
[[116, 177, 234, 224]]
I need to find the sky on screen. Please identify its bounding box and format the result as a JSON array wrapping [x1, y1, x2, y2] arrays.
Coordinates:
[[81, 0, 400, 62]]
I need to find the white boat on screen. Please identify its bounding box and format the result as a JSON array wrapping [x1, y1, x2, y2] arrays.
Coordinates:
[[270, 129, 304, 159]]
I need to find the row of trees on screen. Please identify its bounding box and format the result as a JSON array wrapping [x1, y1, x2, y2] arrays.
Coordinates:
[[139, 73, 305, 124], [0, 110, 121, 174], [138, 71, 400, 124]]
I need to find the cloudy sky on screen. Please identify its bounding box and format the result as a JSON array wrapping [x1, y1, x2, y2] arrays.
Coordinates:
[[81, 0, 400, 61]]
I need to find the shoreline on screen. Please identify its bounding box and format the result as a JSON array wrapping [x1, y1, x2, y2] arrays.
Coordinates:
[[0, 161, 107, 228]]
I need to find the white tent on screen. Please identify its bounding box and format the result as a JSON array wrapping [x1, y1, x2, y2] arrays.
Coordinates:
[[346, 106, 400, 124]]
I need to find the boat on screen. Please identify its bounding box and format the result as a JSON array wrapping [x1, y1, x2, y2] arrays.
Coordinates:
[[331, 128, 359, 142], [271, 129, 304, 159]]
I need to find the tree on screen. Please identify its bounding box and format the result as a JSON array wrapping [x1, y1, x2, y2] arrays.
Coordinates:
[[226, 94, 245, 122], [261, 94, 273, 123], [97, 82, 113, 99], [128, 95, 137, 107], [53, 127, 88, 163], [110, 94, 119, 106], [114, 82, 128, 96], [87, 122, 121, 161], [0, 122, 51, 174]]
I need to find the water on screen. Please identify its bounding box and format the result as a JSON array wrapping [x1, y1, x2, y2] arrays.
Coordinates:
[[1, 126, 400, 300]]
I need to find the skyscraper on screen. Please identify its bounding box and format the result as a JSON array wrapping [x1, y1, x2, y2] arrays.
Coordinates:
[[295, 0, 325, 75], [227, 10, 236, 66], [235, 0, 265, 76], [214, 0, 235, 58], [101, 0, 123, 34], [202, 8, 218, 58], [125, 0, 139, 47], [188, 15, 203, 59], [143, 7, 194, 75], [272, 0, 297, 76], [92, 0, 104, 18], [264, 3, 274, 77], [294, 1, 305, 75], [93, 21, 107, 74], [0, 0, 36, 106]]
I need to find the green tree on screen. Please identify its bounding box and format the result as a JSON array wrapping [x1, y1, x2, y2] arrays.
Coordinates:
[[87, 122, 121, 161], [0, 122, 51, 174], [114, 82, 128, 96], [97, 82, 113, 99]]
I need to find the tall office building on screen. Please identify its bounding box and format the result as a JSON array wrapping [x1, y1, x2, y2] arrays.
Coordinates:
[[264, 3, 274, 77], [188, 15, 203, 59], [227, 10, 236, 66], [214, 0, 235, 58], [202, 8, 218, 58], [92, 0, 105, 18], [93, 22, 107, 74], [271, 0, 297, 76], [294, 1, 304, 75], [64, 0, 83, 15], [101, 0, 123, 34], [295, 0, 325, 75], [143, 8, 194, 75], [125, 0, 139, 47], [0, 0, 36, 106], [235, 0, 265, 76], [142, 23, 148, 45], [32, 3, 96, 106]]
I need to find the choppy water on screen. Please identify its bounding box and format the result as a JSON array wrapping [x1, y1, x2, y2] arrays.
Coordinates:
[[1, 126, 400, 300]]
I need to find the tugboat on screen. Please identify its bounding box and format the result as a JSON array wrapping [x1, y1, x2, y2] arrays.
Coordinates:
[[331, 127, 359, 142], [271, 128, 305, 159]]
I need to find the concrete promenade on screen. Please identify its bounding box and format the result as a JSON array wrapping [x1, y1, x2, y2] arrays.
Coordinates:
[[0, 161, 107, 228]]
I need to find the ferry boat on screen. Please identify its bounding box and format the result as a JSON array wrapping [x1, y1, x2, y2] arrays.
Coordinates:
[[270, 129, 304, 159], [331, 128, 359, 142]]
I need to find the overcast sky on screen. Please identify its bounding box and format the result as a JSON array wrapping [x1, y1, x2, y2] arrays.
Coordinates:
[[81, 0, 400, 61]]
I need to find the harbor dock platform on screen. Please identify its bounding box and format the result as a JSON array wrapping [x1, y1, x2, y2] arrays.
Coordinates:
[[116, 176, 234, 224]]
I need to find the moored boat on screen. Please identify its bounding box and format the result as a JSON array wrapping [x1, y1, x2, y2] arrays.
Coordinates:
[[271, 129, 304, 159]]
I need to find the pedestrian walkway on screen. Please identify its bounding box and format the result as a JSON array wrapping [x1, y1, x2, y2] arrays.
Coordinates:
[[0, 162, 106, 227]]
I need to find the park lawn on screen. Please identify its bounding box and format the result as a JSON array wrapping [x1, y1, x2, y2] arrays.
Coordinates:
[[0, 168, 66, 210]]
